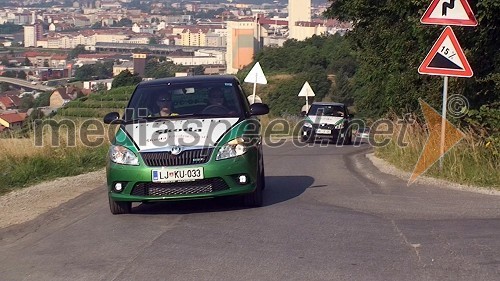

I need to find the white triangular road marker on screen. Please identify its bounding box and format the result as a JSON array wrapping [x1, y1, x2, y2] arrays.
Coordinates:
[[244, 62, 267, 84], [297, 81, 315, 97]]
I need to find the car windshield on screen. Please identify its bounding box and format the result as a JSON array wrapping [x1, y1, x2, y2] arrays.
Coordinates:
[[124, 81, 244, 121], [307, 104, 345, 117]]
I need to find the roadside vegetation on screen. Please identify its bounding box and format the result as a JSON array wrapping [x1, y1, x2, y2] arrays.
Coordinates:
[[322, 1, 499, 188], [0, 86, 134, 195], [238, 1, 499, 188], [375, 122, 499, 188]]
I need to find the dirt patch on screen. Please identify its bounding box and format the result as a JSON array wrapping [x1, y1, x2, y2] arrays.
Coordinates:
[[0, 169, 106, 229]]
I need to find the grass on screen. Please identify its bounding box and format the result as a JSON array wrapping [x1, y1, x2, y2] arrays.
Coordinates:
[[0, 87, 135, 195], [260, 114, 304, 138], [375, 122, 500, 189], [0, 122, 112, 196]]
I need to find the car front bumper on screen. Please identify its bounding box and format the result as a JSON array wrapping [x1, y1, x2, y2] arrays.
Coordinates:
[[301, 126, 345, 140], [107, 149, 259, 202]]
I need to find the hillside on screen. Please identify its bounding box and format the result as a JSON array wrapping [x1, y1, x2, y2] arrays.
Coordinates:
[[56, 86, 134, 118]]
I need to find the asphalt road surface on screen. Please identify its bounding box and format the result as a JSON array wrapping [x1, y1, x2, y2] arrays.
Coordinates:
[[1, 140, 499, 281]]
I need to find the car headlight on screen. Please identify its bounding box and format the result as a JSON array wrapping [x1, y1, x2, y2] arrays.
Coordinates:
[[109, 145, 139, 165], [335, 124, 343, 129], [216, 137, 250, 160], [303, 122, 313, 128]]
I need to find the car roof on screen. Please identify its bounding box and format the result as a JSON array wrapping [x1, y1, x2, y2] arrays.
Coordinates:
[[137, 75, 240, 88], [310, 102, 345, 106]]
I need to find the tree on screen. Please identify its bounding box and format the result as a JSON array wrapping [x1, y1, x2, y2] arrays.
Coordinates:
[[0, 82, 9, 92], [144, 59, 182, 79], [0, 22, 23, 34], [323, 0, 500, 120], [92, 82, 107, 92], [1, 70, 16, 78], [113, 18, 133, 27], [1, 55, 8, 66], [91, 21, 102, 29], [32, 92, 51, 108], [149, 37, 159, 45], [74, 62, 113, 81], [192, 65, 205, 75], [17, 70, 27, 80], [23, 57, 32, 66], [69, 45, 90, 59], [20, 95, 34, 110], [111, 70, 142, 88]]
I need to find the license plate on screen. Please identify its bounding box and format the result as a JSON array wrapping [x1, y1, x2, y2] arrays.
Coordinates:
[[316, 129, 331, 134], [152, 167, 204, 183]]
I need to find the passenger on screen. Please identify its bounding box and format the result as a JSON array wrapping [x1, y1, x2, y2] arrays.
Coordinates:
[[202, 88, 235, 114], [207, 88, 225, 106]]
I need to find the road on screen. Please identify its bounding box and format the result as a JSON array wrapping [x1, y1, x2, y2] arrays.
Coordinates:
[[1, 141, 499, 281], [0, 76, 54, 92]]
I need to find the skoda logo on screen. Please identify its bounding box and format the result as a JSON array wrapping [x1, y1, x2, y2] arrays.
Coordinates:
[[170, 146, 183, 155]]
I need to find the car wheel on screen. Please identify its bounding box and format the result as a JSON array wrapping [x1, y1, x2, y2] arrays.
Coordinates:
[[109, 196, 131, 215], [301, 136, 309, 143], [343, 133, 352, 145], [243, 162, 264, 207], [301, 133, 313, 143]]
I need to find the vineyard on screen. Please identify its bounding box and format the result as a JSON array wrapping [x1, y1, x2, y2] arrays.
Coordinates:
[[56, 86, 135, 118]]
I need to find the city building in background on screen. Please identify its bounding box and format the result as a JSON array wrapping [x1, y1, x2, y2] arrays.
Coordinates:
[[226, 19, 261, 74]]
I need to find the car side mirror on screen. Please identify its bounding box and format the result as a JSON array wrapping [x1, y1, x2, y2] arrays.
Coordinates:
[[103, 112, 123, 124], [301, 111, 307, 117], [250, 103, 269, 116]]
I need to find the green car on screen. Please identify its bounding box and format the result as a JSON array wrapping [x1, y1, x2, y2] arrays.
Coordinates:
[[103, 75, 269, 214]]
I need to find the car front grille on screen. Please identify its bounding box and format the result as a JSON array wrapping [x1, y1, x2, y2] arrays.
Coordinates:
[[313, 124, 336, 130], [131, 178, 229, 197], [141, 148, 213, 167]]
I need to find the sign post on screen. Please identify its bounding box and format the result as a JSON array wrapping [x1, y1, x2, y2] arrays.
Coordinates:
[[244, 62, 267, 104], [297, 81, 315, 112], [419, 0, 476, 170]]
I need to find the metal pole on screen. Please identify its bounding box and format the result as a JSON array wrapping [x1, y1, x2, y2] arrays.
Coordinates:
[[439, 76, 449, 171], [252, 81, 257, 103]]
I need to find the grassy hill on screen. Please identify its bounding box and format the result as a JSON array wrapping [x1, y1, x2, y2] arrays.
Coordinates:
[[0, 86, 136, 195], [56, 86, 134, 118]]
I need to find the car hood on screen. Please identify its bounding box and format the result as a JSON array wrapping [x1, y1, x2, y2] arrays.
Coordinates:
[[123, 118, 239, 152], [306, 115, 344, 125]]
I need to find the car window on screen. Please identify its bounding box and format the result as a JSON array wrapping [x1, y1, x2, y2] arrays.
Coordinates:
[[307, 104, 345, 117], [124, 81, 244, 121]]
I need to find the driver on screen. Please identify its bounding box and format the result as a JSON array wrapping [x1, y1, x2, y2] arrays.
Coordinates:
[[153, 92, 178, 117], [207, 87, 225, 106], [202, 87, 238, 115]]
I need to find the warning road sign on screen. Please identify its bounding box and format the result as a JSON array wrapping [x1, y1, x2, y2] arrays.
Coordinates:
[[421, 0, 477, 26], [297, 81, 315, 97], [244, 62, 267, 84], [418, 26, 473, 77]]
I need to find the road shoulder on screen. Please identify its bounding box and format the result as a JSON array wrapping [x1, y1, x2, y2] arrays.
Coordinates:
[[366, 153, 500, 196], [0, 169, 106, 229]]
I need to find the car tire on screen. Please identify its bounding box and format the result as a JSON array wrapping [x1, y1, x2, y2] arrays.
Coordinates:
[[301, 134, 313, 143], [109, 196, 131, 215], [343, 133, 353, 145], [301, 136, 309, 143], [243, 162, 264, 207]]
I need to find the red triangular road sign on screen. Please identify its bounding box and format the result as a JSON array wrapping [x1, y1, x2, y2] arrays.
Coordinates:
[[418, 26, 473, 77], [421, 0, 478, 26]]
